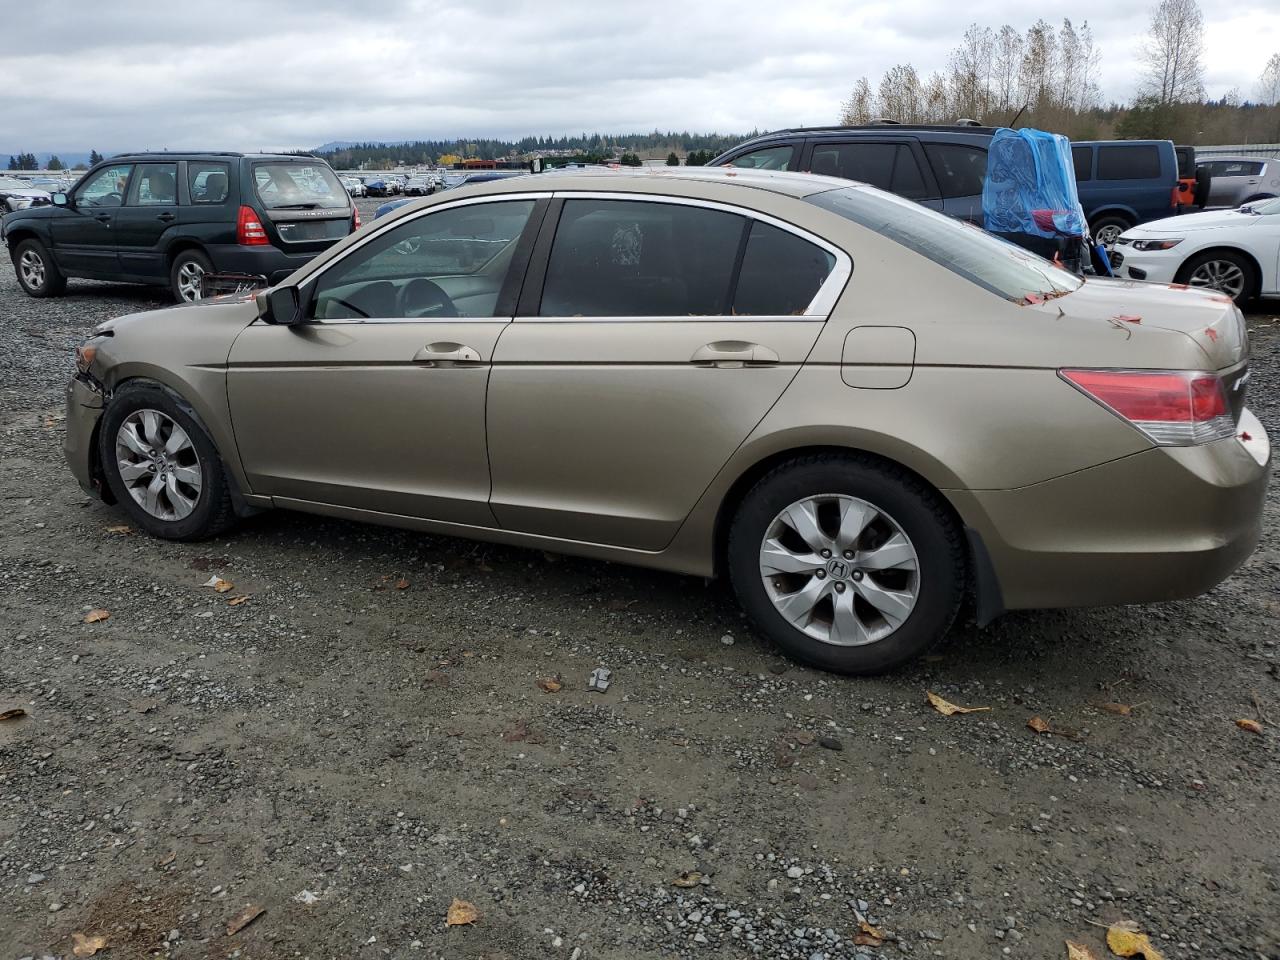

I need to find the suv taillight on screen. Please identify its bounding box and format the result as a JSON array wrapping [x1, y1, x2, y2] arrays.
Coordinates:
[[1060, 369, 1234, 445], [352, 206, 361, 232], [237, 205, 269, 245]]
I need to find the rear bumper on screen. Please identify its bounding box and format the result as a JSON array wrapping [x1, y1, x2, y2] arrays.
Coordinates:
[[954, 409, 1270, 610], [64, 374, 106, 499], [203, 243, 336, 282]]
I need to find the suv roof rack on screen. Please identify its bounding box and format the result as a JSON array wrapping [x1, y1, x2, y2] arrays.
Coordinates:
[[868, 118, 902, 125]]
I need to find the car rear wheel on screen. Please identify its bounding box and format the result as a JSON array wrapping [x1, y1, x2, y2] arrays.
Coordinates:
[[1176, 250, 1256, 306], [99, 383, 237, 541], [728, 454, 965, 675], [12, 238, 67, 297], [170, 249, 213, 303], [1090, 216, 1131, 248]]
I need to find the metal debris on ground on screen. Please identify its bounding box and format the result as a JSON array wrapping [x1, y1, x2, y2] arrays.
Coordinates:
[[588, 666, 612, 692]]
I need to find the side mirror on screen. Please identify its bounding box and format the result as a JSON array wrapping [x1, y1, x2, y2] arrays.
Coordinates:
[[52, 193, 69, 207], [260, 286, 304, 326]]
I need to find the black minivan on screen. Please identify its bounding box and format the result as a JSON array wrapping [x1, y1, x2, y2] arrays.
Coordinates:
[[1, 152, 358, 302]]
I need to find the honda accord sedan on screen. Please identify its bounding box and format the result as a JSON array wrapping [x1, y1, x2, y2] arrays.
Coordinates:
[[64, 169, 1270, 674]]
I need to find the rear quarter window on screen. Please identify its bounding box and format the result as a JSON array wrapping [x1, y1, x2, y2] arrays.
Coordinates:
[[188, 162, 230, 204], [1097, 145, 1162, 181]]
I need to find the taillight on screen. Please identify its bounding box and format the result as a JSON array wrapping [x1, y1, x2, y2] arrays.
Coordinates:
[[1060, 369, 1234, 445], [236, 205, 269, 245], [352, 206, 361, 232]]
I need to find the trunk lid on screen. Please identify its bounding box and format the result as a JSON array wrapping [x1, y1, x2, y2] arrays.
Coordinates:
[[251, 160, 353, 253]]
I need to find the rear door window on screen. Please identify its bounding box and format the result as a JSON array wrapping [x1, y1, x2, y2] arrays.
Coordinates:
[[726, 145, 795, 170], [540, 199, 745, 317], [809, 142, 930, 199], [733, 221, 835, 315], [1097, 145, 1161, 180], [188, 162, 230, 204], [922, 144, 987, 198], [129, 163, 177, 206], [253, 161, 348, 209], [1071, 146, 1093, 182]]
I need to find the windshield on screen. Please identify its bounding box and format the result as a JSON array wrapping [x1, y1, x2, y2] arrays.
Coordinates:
[[1244, 196, 1280, 215], [252, 161, 348, 210], [806, 185, 1083, 303]]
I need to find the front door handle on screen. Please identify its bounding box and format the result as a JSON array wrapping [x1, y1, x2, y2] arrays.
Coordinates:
[[93, 214, 112, 225], [690, 340, 780, 367], [156, 212, 176, 222], [412, 341, 484, 366]]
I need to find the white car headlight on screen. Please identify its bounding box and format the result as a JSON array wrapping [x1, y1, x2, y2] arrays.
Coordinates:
[[1130, 238, 1182, 251]]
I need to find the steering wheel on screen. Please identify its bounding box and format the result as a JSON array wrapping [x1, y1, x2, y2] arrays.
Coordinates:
[[102, 192, 123, 206], [398, 278, 458, 318]]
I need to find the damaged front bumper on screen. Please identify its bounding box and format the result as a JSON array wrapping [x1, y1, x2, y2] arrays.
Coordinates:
[[64, 373, 107, 499]]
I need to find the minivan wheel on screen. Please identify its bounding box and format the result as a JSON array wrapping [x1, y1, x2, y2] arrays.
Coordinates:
[[1176, 250, 1256, 306], [12, 238, 67, 297], [98, 383, 237, 541], [728, 455, 965, 675], [1090, 216, 1131, 248], [170, 249, 213, 303]]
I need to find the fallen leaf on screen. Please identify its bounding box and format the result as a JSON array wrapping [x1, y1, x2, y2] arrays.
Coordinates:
[[227, 596, 249, 606], [536, 676, 562, 694], [83, 609, 110, 624], [157, 851, 176, 867], [927, 690, 991, 716], [225, 903, 264, 936], [859, 920, 886, 940], [0, 707, 27, 722], [446, 898, 479, 926], [395, 578, 410, 590], [672, 870, 701, 888], [71, 932, 108, 957], [1106, 923, 1166, 959], [1098, 702, 1133, 716], [105, 525, 132, 534], [1235, 718, 1263, 735], [1027, 715, 1052, 734], [1066, 940, 1100, 960], [201, 575, 234, 593]]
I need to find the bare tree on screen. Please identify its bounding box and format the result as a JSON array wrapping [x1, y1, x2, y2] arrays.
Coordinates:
[[992, 25, 1023, 116], [877, 64, 924, 122], [1139, 0, 1205, 104], [1259, 53, 1280, 106], [840, 77, 875, 125], [948, 24, 995, 120]]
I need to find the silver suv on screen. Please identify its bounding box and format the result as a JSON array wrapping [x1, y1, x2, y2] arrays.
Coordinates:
[[1198, 156, 1280, 208]]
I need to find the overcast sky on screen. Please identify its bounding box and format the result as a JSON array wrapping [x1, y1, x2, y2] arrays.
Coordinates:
[[1, 0, 1277, 152]]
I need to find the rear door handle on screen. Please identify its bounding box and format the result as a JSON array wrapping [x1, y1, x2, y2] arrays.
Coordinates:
[[156, 212, 176, 222], [690, 340, 780, 367], [412, 342, 484, 366]]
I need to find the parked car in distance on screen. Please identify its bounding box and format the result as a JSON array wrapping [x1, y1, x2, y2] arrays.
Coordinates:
[[403, 176, 434, 196], [710, 126, 1181, 245], [0, 175, 52, 213], [364, 178, 391, 197], [341, 176, 367, 198], [1197, 156, 1280, 208], [1112, 195, 1280, 305], [64, 168, 1268, 675], [1, 152, 358, 302]]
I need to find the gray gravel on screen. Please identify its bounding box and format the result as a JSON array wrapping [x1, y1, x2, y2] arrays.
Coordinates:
[[2, 214, 1278, 959]]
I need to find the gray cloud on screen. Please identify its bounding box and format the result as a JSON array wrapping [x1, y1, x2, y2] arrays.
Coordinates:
[[1, 0, 1277, 152]]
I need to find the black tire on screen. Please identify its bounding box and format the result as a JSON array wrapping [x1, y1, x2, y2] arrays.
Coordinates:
[[98, 382, 237, 541], [1089, 215, 1132, 248], [169, 248, 213, 303], [727, 454, 965, 675], [11, 238, 67, 297], [1174, 250, 1258, 307]]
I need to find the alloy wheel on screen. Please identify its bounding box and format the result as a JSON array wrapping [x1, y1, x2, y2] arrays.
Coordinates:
[[1094, 224, 1123, 247], [115, 409, 202, 521], [19, 249, 46, 290], [1187, 259, 1246, 299], [177, 261, 206, 302], [758, 494, 919, 646]]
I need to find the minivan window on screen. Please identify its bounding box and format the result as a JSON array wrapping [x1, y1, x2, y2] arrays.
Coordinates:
[[807, 185, 1082, 303], [189, 162, 230, 204], [734, 222, 835, 315], [312, 199, 535, 320], [727, 145, 795, 170], [923, 143, 987, 198], [253, 161, 348, 210], [1071, 146, 1093, 182], [540, 199, 745, 317], [809, 143, 929, 199], [1097, 145, 1161, 181]]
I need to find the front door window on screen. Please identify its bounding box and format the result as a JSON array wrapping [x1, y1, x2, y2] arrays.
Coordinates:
[[76, 164, 133, 208]]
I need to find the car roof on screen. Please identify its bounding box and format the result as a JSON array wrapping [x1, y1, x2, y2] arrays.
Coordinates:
[[106, 152, 319, 162], [727, 123, 999, 149], [466, 166, 854, 199]]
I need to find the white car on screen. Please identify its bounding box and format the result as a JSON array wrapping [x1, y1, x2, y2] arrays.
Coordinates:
[[1113, 197, 1280, 306]]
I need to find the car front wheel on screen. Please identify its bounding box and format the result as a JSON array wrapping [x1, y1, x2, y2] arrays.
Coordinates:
[[1176, 250, 1256, 306], [12, 238, 67, 297], [728, 454, 965, 675]]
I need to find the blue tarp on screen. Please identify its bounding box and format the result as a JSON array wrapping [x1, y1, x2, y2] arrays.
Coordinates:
[[982, 128, 1087, 239]]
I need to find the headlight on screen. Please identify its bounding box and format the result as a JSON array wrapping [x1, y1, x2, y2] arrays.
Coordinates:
[[1131, 238, 1182, 251], [75, 336, 110, 374]]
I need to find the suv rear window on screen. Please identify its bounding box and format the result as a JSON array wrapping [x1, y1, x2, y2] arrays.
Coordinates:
[[253, 161, 348, 209], [1096, 145, 1161, 181], [807, 185, 1081, 303]]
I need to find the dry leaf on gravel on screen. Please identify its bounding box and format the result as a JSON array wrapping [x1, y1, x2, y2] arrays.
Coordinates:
[[225, 903, 264, 935], [227, 596, 249, 606], [1027, 715, 1052, 734], [853, 920, 885, 947], [0, 707, 28, 722], [1066, 940, 1100, 960], [395, 578, 410, 590], [71, 932, 107, 957], [157, 851, 176, 867], [1235, 718, 1263, 735], [83, 609, 110, 624], [202, 576, 233, 593], [446, 898, 479, 926], [536, 676, 562, 694], [672, 870, 701, 888], [502, 721, 530, 743], [1098, 702, 1133, 716], [926, 691, 990, 716], [105, 525, 131, 534], [1106, 922, 1166, 959]]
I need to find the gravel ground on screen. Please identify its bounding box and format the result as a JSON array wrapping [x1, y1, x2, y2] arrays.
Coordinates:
[[2, 208, 1278, 960]]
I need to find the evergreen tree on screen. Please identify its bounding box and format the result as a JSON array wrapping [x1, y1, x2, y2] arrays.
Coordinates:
[[48, 156, 64, 171], [666, 152, 680, 166], [89, 149, 103, 165], [6, 156, 15, 171]]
